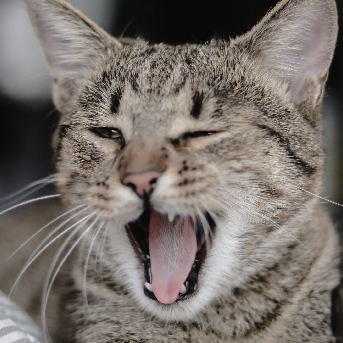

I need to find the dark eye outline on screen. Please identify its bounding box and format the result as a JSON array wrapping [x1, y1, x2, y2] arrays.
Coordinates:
[[183, 131, 218, 139], [171, 131, 218, 146], [91, 127, 124, 142]]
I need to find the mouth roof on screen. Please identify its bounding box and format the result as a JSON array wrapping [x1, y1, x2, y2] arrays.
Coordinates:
[[125, 210, 216, 305]]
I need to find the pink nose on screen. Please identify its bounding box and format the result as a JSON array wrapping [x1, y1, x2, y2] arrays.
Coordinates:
[[122, 170, 161, 197]]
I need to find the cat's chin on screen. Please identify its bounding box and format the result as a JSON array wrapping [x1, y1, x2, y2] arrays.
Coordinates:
[[125, 209, 216, 306]]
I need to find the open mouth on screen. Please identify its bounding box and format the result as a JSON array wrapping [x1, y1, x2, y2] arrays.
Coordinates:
[[125, 210, 216, 305]]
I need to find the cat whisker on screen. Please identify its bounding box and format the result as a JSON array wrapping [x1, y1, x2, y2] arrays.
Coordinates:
[[10, 207, 91, 297], [7, 203, 88, 261], [255, 209, 310, 251], [43, 107, 59, 121], [207, 209, 221, 228], [93, 222, 111, 277], [9, 205, 90, 287], [195, 208, 213, 253], [244, 205, 310, 252], [82, 219, 105, 309], [120, 16, 137, 39], [0, 194, 60, 218], [42, 211, 99, 339], [0, 175, 56, 203], [217, 194, 310, 251], [0, 185, 55, 210], [290, 183, 343, 207]]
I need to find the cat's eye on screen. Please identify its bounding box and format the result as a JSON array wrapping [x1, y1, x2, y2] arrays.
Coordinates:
[[91, 127, 123, 141], [184, 131, 217, 139], [171, 131, 218, 146]]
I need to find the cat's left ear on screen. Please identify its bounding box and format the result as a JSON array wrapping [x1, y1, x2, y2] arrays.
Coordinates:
[[237, 0, 338, 109]]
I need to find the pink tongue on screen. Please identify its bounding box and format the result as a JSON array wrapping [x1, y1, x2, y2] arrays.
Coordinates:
[[149, 211, 197, 305]]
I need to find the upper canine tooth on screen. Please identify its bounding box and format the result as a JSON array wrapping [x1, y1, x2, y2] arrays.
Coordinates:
[[168, 213, 176, 222]]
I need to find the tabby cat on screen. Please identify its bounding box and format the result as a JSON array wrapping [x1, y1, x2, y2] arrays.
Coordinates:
[[0, 0, 341, 342]]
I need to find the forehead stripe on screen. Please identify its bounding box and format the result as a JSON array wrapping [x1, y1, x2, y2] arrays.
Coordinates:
[[111, 90, 122, 114], [190, 90, 204, 119]]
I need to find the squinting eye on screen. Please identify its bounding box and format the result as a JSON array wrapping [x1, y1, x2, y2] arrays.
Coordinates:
[[171, 131, 218, 146], [185, 131, 218, 139], [91, 127, 123, 140]]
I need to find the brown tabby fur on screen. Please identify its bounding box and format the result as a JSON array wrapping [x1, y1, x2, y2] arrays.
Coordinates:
[[0, 0, 341, 342]]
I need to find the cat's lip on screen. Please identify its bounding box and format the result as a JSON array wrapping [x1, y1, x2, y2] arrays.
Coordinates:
[[125, 210, 216, 304]]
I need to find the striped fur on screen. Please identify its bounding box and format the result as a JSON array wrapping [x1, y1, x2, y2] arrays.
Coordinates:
[[0, 0, 340, 342]]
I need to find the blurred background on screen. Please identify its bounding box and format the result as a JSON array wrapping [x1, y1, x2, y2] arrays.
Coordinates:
[[0, 0, 342, 242]]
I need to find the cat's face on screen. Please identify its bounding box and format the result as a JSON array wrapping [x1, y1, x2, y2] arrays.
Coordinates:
[[27, 0, 338, 321]]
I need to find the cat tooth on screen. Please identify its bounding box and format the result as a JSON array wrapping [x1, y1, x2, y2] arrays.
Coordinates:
[[180, 284, 187, 294], [145, 282, 153, 292], [168, 213, 176, 222]]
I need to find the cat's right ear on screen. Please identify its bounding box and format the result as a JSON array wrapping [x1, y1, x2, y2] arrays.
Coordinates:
[[27, 0, 122, 111], [235, 0, 338, 113]]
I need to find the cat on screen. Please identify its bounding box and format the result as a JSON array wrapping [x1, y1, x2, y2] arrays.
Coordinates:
[[0, 0, 341, 342]]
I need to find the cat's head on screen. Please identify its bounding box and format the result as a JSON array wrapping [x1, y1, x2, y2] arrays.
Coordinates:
[[27, 0, 338, 321]]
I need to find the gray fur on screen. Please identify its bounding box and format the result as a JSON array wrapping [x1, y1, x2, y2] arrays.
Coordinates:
[[0, 0, 340, 342]]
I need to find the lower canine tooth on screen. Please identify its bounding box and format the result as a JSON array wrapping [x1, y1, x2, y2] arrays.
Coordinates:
[[145, 282, 153, 292], [180, 284, 187, 294]]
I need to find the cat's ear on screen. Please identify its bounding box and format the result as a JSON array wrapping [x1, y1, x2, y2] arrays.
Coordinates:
[[237, 0, 338, 109], [26, 0, 122, 110]]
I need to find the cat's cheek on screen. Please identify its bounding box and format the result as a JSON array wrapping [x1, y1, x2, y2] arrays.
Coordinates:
[[106, 225, 146, 287], [150, 173, 177, 207], [196, 218, 246, 292], [88, 184, 143, 222]]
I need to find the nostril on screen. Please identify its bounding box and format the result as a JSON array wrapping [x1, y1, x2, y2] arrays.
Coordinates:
[[122, 170, 162, 197], [148, 178, 158, 194], [126, 182, 137, 193], [150, 178, 158, 186]]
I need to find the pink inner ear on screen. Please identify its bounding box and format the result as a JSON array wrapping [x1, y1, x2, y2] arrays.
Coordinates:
[[43, 33, 86, 77], [29, 3, 107, 80], [255, 1, 337, 106], [285, 20, 330, 105]]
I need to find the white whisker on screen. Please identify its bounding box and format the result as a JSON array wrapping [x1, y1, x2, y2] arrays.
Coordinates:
[[7, 204, 88, 261], [252, 207, 309, 251], [10, 205, 90, 289], [83, 220, 104, 308], [10, 208, 91, 296], [291, 184, 343, 207], [94, 222, 110, 277], [216, 194, 309, 251], [196, 209, 212, 253], [207, 209, 220, 228], [41, 212, 98, 338], [0, 194, 60, 217], [0, 185, 55, 210], [0, 175, 56, 203]]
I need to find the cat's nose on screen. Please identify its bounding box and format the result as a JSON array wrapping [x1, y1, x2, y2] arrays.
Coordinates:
[[122, 170, 161, 197]]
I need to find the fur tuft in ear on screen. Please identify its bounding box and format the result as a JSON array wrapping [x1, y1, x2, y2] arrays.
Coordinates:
[[26, 0, 122, 109], [237, 0, 338, 108]]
